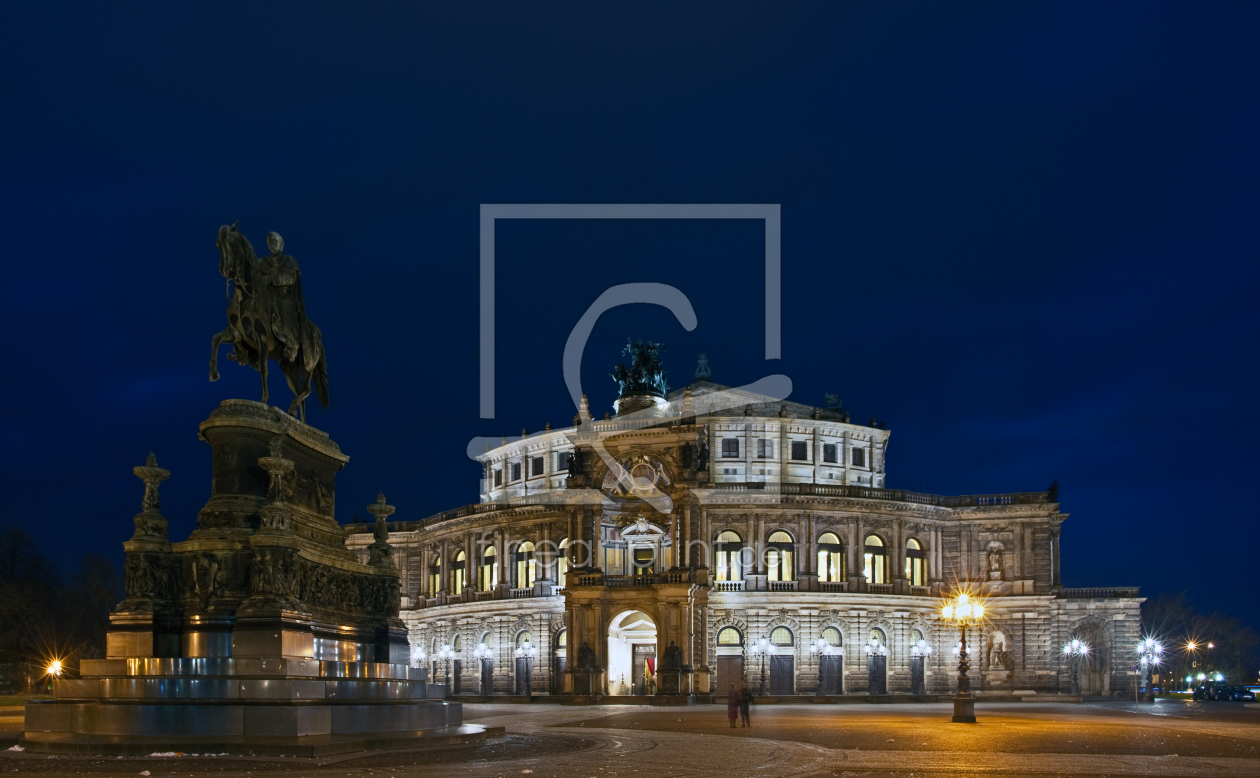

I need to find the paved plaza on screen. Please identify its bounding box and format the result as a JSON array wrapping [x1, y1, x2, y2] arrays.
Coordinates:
[[4, 700, 1260, 777]]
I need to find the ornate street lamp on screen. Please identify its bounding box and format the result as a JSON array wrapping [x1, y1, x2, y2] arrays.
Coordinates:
[[436, 644, 457, 693], [1062, 639, 1089, 695], [940, 592, 985, 723], [1136, 637, 1163, 709], [750, 637, 773, 696], [514, 639, 539, 698], [472, 642, 494, 696]]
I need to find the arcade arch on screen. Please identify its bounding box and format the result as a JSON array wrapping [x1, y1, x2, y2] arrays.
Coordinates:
[[607, 610, 658, 696]]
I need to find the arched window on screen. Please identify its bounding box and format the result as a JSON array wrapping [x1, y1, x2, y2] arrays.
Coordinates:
[[479, 546, 498, 590], [452, 634, 462, 651], [515, 541, 536, 588], [717, 627, 743, 645], [516, 630, 532, 648], [557, 538, 569, 587], [821, 626, 842, 647], [715, 531, 744, 582], [556, 629, 567, 648], [905, 538, 925, 586], [452, 551, 466, 596], [480, 631, 495, 649], [863, 534, 888, 585], [869, 627, 886, 646], [767, 531, 795, 582], [817, 532, 845, 582], [770, 627, 794, 646], [428, 555, 441, 595]]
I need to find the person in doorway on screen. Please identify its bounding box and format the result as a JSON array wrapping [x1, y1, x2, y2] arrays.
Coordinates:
[[726, 683, 739, 728], [739, 683, 753, 727]]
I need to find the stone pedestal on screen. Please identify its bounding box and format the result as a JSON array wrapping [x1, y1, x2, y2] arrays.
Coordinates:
[[22, 400, 482, 754]]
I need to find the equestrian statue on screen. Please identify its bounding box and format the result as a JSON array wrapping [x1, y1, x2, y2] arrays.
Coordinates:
[[209, 223, 329, 422]]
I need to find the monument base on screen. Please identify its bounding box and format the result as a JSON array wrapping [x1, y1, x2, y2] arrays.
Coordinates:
[[951, 692, 976, 723]]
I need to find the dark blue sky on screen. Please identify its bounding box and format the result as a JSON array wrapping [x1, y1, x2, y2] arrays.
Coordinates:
[[3, 3, 1258, 625]]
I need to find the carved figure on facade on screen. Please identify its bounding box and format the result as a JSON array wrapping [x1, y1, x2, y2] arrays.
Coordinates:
[[209, 223, 329, 421], [987, 544, 1004, 581], [577, 641, 598, 669]]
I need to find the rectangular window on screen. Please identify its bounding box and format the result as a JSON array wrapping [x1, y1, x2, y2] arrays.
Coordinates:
[[791, 440, 807, 460], [852, 447, 865, 467], [494, 469, 502, 487], [555, 451, 570, 471], [823, 444, 837, 463], [721, 438, 739, 458], [532, 456, 544, 476], [511, 462, 521, 481], [757, 439, 773, 458]]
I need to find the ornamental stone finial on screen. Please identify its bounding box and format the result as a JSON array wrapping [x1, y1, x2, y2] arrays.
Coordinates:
[[695, 353, 711, 379], [130, 453, 171, 541], [367, 493, 397, 569]]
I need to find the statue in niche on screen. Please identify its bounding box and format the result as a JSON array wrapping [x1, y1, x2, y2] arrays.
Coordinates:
[[987, 545, 1004, 580], [577, 641, 597, 669], [661, 640, 682, 669]]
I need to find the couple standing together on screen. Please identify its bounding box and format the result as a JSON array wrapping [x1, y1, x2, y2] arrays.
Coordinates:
[[726, 683, 753, 727]]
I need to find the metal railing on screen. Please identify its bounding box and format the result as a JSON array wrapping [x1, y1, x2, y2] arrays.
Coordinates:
[[1057, 587, 1140, 599]]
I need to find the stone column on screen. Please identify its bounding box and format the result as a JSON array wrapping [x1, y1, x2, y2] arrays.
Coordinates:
[[592, 510, 604, 572], [669, 511, 679, 569], [683, 505, 692, 567], [848, 517, 864, 592], [439, 538, 449, 596]]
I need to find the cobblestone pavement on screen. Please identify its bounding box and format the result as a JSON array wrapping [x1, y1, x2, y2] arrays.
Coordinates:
[[2, 701, 1259, 777]]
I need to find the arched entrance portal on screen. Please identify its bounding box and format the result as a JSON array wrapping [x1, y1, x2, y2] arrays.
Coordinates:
[[608, 610, 657, 696]]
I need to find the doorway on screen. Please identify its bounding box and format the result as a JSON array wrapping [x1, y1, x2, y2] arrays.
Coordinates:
[[819, 655, 844, 694], [770, 656, 794, 695], [607, 610, 657, 696]]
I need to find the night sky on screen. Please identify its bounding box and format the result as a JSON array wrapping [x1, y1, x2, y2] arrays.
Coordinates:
[[3, 4, 1258, 627]]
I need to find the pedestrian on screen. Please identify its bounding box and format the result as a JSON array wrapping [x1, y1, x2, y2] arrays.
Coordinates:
[[739, 683, 753, 727], [726, 683, 739, 728]]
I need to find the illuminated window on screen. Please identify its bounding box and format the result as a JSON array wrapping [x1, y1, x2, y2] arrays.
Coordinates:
[[557, 538, 569, 586], [515, 542, 536, 588], [905, 538, 925, 586], [453, 634, 462, 651], [557, 629, 567, 647], [722, 439, 740, 458], [718, 627, 743, 645], [633, 547, 655, 575], [863, 535, 888, 585], [715, 531, 744, 582], [817, 532, 845, 582], [767, 531, 794, 581], [479, 546, 498, 590], [452, 551, 466, 595], [770, 627, 793, 646], [429, 556, 441, 595], [821, 626, 842, 646], [516, 631, 532, 648]]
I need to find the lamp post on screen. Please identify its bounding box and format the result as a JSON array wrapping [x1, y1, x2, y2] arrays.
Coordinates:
[[472, 642, 494, 696], [808, 637, 831, 696], [514, 639, 539, 699], [750, 637, 772, 696], [436, 644, 457, 695], [1136, 637, 1163, 709], [940, 592, 985, 723], [1062, 639, 1089, 696]]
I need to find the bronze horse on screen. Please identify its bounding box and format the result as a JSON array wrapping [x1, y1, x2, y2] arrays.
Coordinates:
[[209, 223, 329, 421]]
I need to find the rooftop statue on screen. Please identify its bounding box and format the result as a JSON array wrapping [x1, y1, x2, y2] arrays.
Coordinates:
[[610, 339, 668, 398], [209, 224, 329, 421]]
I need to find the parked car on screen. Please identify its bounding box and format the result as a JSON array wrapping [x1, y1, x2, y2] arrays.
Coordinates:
[[1213, 685, 1256, 701]]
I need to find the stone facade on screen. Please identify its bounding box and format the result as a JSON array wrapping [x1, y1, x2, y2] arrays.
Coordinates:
[[346, 381, 1142, 699]]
